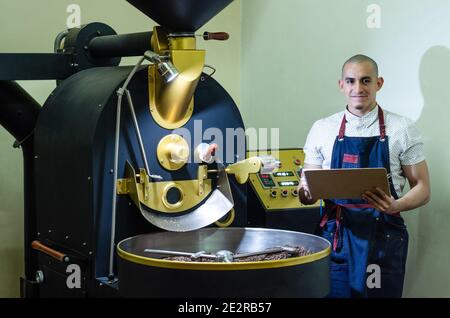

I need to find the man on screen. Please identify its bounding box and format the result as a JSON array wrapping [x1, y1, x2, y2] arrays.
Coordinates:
[[298, 55, 430, 298]]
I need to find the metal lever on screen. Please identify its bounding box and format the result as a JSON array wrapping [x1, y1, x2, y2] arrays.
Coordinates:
[[31, 240, 70, 263]]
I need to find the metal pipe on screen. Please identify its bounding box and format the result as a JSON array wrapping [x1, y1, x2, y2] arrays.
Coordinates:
[[88, 32, 153, 58], [0, 81, 41, 296], [124, 89, 150, 176], [0, 81, 40, 140], [108, 91, 122, 279], [54, 30, 69, 53], [0, 53, 73, 81], [108, 55, 148, 278]]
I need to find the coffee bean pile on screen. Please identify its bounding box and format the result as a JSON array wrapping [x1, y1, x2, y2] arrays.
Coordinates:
[[235, 246, 311, 262], [162, 246, 312, 263]]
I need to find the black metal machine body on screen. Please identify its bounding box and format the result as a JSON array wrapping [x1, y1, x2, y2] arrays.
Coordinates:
[[1, 0, 330, 298], [32, 66, 246, 296]]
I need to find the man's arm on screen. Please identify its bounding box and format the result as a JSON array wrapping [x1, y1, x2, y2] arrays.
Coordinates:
[[297, 163, 322, 205], [362, 160, 431, 214]]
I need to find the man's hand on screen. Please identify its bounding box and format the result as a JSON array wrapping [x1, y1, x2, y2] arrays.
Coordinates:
[[298, 185, 316, 205], [362, 187, 401, 214], [297, 163, 321, 205]]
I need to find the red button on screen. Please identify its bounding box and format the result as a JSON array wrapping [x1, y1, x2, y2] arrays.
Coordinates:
[[294, 159, 301, 165]]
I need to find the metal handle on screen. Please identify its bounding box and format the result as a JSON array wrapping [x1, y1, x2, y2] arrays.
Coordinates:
[[31, 240, 69, 263], [203, 32, 229, 41]]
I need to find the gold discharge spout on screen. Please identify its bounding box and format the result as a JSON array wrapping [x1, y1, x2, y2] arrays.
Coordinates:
[[148, 27, 205, 129]]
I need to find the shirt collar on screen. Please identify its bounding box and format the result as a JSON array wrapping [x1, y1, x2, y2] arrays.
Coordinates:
[[345, 104, 379, 128]]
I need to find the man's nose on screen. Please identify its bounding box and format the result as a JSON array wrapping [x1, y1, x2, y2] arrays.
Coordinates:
[[354, 82, 364, 93]]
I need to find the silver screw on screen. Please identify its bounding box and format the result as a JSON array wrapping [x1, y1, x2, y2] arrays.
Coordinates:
[[35, 270, 45, 284]]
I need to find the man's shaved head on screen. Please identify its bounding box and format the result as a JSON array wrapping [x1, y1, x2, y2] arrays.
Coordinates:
[[342, 54, 379, 78], [339, 54, 384, 116]]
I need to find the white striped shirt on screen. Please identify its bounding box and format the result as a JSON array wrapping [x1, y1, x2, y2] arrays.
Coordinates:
[[303, 105, 425, 197]]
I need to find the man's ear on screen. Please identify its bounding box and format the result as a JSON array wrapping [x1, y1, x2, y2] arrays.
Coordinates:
[[338, 79, 344, 92], [377, 77, 384, 91]]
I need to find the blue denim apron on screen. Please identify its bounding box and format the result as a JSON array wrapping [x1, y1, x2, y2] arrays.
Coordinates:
[[318, 107, 409, 298]]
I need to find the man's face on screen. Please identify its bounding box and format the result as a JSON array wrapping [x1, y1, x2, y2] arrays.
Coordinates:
[[339, 61, 384, 116]]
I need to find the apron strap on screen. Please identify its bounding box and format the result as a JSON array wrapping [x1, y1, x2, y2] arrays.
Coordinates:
[[319, 204, 342, 252], [338, 105, 386, 141], [333, 206, 342, 251], [378, 107, 386, 141], [338, 114, 346, 140]]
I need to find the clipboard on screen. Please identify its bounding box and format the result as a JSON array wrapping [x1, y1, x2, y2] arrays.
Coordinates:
[[303, 168, 391, 200]]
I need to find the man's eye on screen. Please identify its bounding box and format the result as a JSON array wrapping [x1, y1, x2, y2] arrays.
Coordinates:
[[346, 80, 353, 84], [363, 79, 371, 84]]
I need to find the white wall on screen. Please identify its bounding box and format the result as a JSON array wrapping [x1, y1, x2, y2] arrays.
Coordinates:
[[2, 0, 448, 298], [0, 0, 241, 297], [241, 0, 450, 297]]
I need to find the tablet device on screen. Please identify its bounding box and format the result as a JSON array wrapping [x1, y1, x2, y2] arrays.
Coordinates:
[[303, 168, 390, 200]]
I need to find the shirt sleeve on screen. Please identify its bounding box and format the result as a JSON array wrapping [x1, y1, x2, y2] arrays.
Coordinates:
[[399, 119, 426, 166], [303, 121, 324, 166]]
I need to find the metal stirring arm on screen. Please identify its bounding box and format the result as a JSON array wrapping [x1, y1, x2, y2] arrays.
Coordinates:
[[233, 246, 299, 259], [144, 249, 217, 260], [144, 246, 301, 263]]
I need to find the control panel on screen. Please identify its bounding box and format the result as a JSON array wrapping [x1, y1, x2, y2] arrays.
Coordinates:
[[247, 149, 320, 211]]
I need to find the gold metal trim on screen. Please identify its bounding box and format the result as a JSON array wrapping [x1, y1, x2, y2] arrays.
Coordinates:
[[118, 161, 212, 214], [197, 165, 208, 196], [161, 183, 184, 210], [151, 27, 169, 55], [214, 208, 235, 228], [226, 157, 262, 184], [157, 134, 190, 171], [117, 245, 331, 271]]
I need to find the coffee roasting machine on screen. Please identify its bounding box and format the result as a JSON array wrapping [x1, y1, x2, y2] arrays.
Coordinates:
[[0, 0, 330, 298]]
